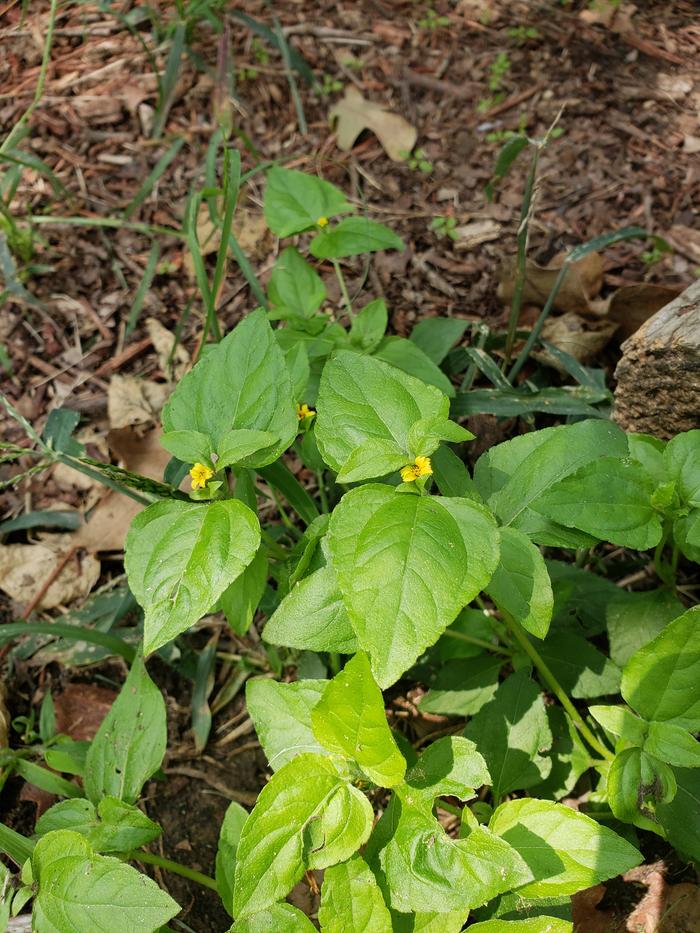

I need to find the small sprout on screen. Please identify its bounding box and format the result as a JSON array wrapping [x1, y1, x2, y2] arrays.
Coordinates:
[[189, 462, 214, 489], [400, 456, 433, 483]]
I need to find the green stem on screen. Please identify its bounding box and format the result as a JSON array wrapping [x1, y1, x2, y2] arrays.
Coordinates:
[[1, 0, 58, 154], [130, 850, 219, 892], [28, 215, 184, 239], [332, 259, 353, 319], [315, 470, 330, 514], [441, 628, 510, 656], [501, 611, 614, 761]]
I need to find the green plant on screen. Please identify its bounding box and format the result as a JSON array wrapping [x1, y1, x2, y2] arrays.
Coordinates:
[[506, 25, 540, 45], [478, 51, 512, 112], [319, 73, 343, 96], [2, 168, 700, 932], [400, 147, 433, 173], [430, 215, 459, 241], [418, 5, 450, 30]]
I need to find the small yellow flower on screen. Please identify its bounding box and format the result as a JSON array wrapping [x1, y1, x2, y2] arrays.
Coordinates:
[[400, 456, 433, 483], [316, 216, 329, 227], [297, 403, 315, 420], [190, 462, 214, 490]]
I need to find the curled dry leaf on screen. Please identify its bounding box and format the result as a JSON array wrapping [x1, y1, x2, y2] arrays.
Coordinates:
[[538, 311, 618, 366], [580, 0, 636, 33], [0, 535, 99, 610], [452, 219, 501, 250], [606, 283, 681, 341], [498, 252, 605, 316], [146, 317, 190, 381], [54, 682, 118, 741], [107, 374, 170, 429], [329, 86, 417, 162], [184, 205, 272, 277]]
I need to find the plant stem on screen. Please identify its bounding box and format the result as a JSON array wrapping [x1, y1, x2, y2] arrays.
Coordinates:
[[1, 0, 58, 154], [508, 263, 568, 383], [130, 850, 219, 892], [332, 259, 354, 319], [501, 611, 614, 761], [441, 628, 510, 656], [315, 470, 330, 514]]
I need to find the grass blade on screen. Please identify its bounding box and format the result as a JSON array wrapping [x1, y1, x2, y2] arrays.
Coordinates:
[[125, 137, 185, 219]]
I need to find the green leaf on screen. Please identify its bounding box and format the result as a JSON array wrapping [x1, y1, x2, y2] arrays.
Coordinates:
[[232, 754, 372, 917], [537, 633, 620, 699], [84, 655, 166, 805], [0, 822, 35, 866], [407, 415, 473, 459], [606, 587, 684, 667], [268, 247, 326, 318], [410, 317, 469, 365], [349, 298, 388, 352], [535, 707, 591, 801], [419, 655, 502, 716], [489, 798, 641, 897], [329, 487, 499, 686], [246, 678, 327, 770], [373, 336, 455, 397], [336, 437, 407, 483], [673, 509, 700, 562], [644, 721, 700, 768], [531, 457, 662, 550], [628, 433, 667, 483], [216, 801, 248, 917], [485, 133, 529, 200], [405, 736, 491, 808], [463, 670, 552, 800], [14, 760, 82, 799], [160, 429, 213, 465], [318, 856, 392, 933], [468, 920, 572, 932], [663, 429, 700, 504], [43, 740, 89, 776], [484, 421, 628, 538], [310, 217, 403, 259], [311, 652, 406, 787], [588, 705, 648, 746], [161, 309, 297, 463], [230, 902, 317, 932], [621, 606, 700, 730], [430, 443, 482, 500], [221, 545, 268, 636], [36, 799, 97, 838], [607, 747, 677, 833], [36, 798, 161, 854], [216, 429, 281, 469], [125, 498, 260, 654], [263, 565, 358, 653], [264, 167, 354, 237], [657, 767, 700, 862], [486, 527, 553, 639], [382, 804, 531, 913], [451, 385, 608, 419], [31, 830, 178, 932], [315, 350, 449, 473]]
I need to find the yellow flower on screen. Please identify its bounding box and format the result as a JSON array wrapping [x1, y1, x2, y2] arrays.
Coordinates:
[[190, 462, 214, 490], [400, 456, 433, 483], [297, 403, 315, 420], [316, 216, 329, 227]]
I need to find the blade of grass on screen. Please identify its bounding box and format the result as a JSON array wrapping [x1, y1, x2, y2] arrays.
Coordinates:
[[0, 149, 67, 197], [151, 22, 186, 139], [257, 461, 319, 525], [124, 138, 185, 219], [0, 621, 136, 662], [28, 214, 183, 238], [273, 17, 307, 135], [125, 241, 160, 337]]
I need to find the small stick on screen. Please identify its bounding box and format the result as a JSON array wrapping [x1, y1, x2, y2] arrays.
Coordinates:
[[21, 546, 77, 619]]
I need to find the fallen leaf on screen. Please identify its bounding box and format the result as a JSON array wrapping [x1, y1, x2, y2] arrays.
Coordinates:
[[0, 536, 100, 610], [146, 317, 190, 381], [0, 680, 9, 749], [538, 311, 618, 365], [184, 205, 271, 277], [108, 374, 170, 429], [580, 0, 636, 33], [20, 783, 56, 820], [330, 86, 417, 162], [54, 682, 117, 741], [498, 252, 605, 315], [452, 219, 501, 250], [659, 883, 700, 932], [606, 283, 681, 340], [657, 73, 694, 100], [665, 225, 700, 263], [682, 135, 700, 154]]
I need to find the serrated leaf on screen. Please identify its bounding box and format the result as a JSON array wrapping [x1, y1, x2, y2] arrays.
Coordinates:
[[644, 720, 700, 768], [607, 747, 677, 833], [469, 920, 572, 932], [310, 217, 403, 259], [84, 655, 166, 805], [232, 754, 372, 918], [220, 545, 268, 636], [319, 855, 392, 933], [315, 351, 448, 473], [263, 565, 358, 653], [268, 247, 326, 318], [606, 587, 684, 667], [31, 830, 178, 933], [663, 429, 700, 505], [264, 167, 354, 237], [404, 736, 490, 808], [621, 606, 700, 730], [247, 678, 327, 770], [486, 527, 553, 639], [463, 670, 552, 799], [537, 632, 620, 699], [534, 707, 591, 801], [311, 652, 406, 787], [230, 902, 316, 932], [531, 457, 662, 550], [382, 804, 532, 913], [216, 801, 248, 917], [410, 317, 469, 365], [588, 705, 648, 746], [419, 655, 502, 717], [657, 767, 700, 862], [336, 437, 407, 483], [329, 487, 499, 687], [125, 498, 260, 654], [161, 309, 297, 464], [373, 336, 455, 397], [489, 798, 641, 897], [349, 298, 388, 352]]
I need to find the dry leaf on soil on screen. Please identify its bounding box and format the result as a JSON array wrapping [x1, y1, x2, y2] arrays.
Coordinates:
[[537, 311, 618, 366], [329, 86, 417, 162], [498, 252, 605, 315], [184, 205, 272, 277], [580, 0, 636, 33], [0, 535, 100, 610], [146, 317, 190, 381], [452, 219, 501, 250], [606, 283, 680, 340], [53, 682, 118, 741], [107, 373, 170, 429]]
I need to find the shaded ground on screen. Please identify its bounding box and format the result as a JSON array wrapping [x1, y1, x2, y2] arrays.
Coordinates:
[[1, 1, 700, 931]]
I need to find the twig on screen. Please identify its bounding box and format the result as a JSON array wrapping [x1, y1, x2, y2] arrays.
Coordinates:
[[21, 546, 77, 619]]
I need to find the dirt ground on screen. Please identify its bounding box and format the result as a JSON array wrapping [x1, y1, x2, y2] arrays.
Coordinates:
[[1, 1, 700, 931]]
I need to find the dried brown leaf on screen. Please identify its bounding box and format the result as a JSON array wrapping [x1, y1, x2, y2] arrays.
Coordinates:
[[498, 252, 605, 315], [0, 537, 99, 610], [330, 86, 417, 162], [107, 374, 170, 429]]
